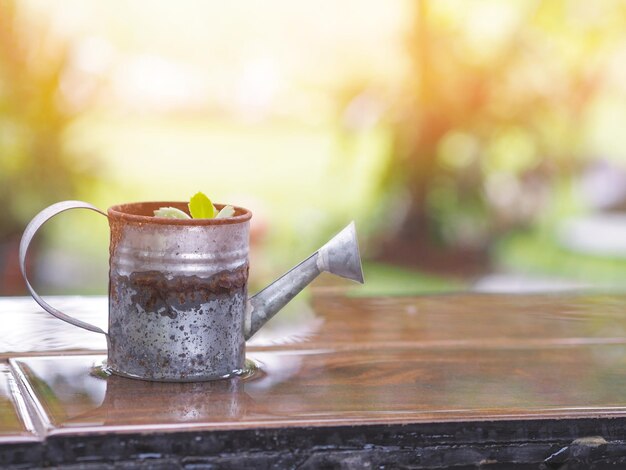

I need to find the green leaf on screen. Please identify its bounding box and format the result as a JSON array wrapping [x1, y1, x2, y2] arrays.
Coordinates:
[[188, 191, 216, 219], [154, 207, 191, 219], [216, 205, 235, 218]]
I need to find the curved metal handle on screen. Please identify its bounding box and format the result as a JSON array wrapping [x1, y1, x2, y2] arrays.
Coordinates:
[[19, 201, 108, 335]]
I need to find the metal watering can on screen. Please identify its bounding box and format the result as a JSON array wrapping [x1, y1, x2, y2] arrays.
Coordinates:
[[19, 201, 364, 382]]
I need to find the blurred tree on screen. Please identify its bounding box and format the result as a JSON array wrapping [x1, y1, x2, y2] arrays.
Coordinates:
[[371, 0, 625, 275], [0, 0, 96, 293]]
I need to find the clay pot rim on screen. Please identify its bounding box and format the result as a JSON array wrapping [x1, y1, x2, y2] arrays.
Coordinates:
[[108, 201, 252, 225]]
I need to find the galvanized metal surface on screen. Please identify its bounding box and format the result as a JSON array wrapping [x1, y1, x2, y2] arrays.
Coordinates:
[[245, 222, 364, 339], [19, 201, 108, 335], [107, 203, 250, 381]]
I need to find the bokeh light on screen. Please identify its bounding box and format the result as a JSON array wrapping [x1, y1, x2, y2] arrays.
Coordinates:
[[1, 0, 626, 296]]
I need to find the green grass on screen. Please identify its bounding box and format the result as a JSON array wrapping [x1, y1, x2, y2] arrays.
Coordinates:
[[495, 230, 626, 289], [347, 261, 466, 297]]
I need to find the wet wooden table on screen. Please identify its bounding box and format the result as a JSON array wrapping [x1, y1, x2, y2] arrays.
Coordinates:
[[3, 292, 626, 468]]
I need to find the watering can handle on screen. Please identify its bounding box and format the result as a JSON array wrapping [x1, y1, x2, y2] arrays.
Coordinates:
[[19, 201, 108, 335]]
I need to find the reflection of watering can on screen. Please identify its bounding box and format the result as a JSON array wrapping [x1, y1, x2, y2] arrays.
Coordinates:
[[20, 201, 364, 382], [63, 370, 253, 426], [100, 372, 252, 422]]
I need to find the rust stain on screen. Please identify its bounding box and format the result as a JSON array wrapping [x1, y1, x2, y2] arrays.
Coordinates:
[[107, 201, 251, 226]]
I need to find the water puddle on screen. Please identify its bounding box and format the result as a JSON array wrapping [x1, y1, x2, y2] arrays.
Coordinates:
[[89, 357, 263, 382], [12, 339, 626, 432]]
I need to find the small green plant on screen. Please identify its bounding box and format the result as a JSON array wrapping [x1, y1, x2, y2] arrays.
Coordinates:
[[188, 192, 216, 219], [153, 207, 191, 219], [154, 192, 234, 219]]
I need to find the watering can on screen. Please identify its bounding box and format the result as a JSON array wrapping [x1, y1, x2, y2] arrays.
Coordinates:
[[19, 201, 363, 381]]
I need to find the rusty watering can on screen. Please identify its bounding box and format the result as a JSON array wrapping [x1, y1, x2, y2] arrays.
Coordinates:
[[19, 201, 363, 382]]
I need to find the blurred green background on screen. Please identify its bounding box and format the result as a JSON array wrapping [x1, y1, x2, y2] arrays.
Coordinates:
[[1, 0, 626, 297]]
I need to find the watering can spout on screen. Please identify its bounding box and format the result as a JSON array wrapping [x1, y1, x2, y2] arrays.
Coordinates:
[[244, 221, 364, 340]]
